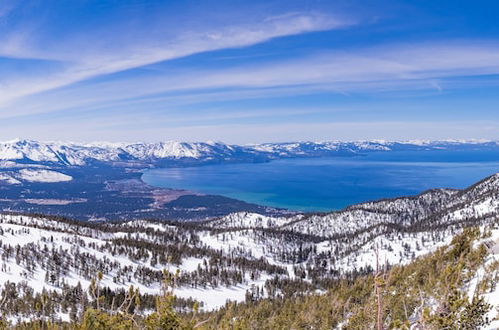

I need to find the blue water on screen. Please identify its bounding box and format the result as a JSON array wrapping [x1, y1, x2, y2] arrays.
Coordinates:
[[142, 150, 499, 212]]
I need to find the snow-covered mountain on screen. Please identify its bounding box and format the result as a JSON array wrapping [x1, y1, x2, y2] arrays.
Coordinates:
[[198, 173, 499, 271], [1, 139, 498, 167], [207, 173, 499, 238]]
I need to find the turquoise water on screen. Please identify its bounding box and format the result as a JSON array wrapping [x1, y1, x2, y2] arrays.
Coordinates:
[[142, 150, 499, 212]]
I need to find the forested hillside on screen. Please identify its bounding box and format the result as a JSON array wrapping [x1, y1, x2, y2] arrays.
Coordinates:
[[1, 226, 498, 329], [201, 227, 498, 329]]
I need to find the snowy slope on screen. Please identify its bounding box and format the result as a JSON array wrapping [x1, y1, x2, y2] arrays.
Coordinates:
[[467, 229, 499, 330], [248, 173, 499, 240], [184, 173, 492, 246], [0, 214, 274, 313], [0, 169, 72, 184], [200, 173, 499, 272], [17, 169, 72, 183], [0, 139, 247, 166], [0, 212, 454, 314], [2, 212, 499, 326], [205, 212, 297, 229]]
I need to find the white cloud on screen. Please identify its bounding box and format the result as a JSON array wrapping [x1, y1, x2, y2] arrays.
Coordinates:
[[0, 11, 348, 108], [2, 40, 499, 120]]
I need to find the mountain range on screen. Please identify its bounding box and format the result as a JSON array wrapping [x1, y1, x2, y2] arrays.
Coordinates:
[[1, 139, 498, 167]]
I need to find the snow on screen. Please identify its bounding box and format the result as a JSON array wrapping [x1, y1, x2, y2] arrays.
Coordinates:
[[198, 227, 454, 277], [0, 139, 237, 165], [199, 230, 270, 260], [207, 212, 296, 229], [0, 173, 21, 184], [177, 257, 206, 272], [0, 215, 271, 312], [338, 232, 454, 273], [18, 169, 72, 183], [470, 229, 499, 330], [175, 276, 270, 311], [24, 198, 87, 205]]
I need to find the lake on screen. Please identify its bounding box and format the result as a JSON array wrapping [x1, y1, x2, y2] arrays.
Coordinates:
[[142, 150, 499, 212]]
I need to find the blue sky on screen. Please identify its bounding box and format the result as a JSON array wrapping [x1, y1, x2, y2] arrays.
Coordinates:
[[0, 0, 498, 143]]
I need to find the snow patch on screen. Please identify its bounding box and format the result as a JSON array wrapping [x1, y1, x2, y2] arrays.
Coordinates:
[[17, 169, 72, 183], [0, 173, 21, 185]]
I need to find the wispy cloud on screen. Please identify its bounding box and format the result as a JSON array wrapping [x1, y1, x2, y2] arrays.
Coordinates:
[[3, 40, 499, 119], [0, 5, 349, 107]]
